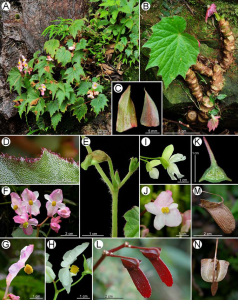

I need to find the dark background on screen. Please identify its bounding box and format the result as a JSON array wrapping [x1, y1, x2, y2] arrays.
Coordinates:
[[192, 239, 238, 300], [0, 185, 79, 237], [80, 136, 139, 237], [192, 136, 237, 183], [140, 136, 191, 184], [46, 238, 92, 300], [112, 82, 162, 135]]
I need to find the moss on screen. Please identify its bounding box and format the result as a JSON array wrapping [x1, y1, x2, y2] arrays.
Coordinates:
[[15, 14, 20, 19]]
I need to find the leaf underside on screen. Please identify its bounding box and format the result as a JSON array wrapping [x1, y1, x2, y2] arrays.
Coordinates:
[[124, 206, 139, 237], [143, 16, 199, 88]]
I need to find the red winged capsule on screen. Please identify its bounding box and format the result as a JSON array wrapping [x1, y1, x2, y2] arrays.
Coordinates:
[[121, 257, 152, 298], [139, 247, 173, 287]]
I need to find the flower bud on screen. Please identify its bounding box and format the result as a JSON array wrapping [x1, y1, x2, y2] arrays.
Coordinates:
[[129, 157, 139, 173], [81, 150, 109, 170], [114, 170, 121, 186]]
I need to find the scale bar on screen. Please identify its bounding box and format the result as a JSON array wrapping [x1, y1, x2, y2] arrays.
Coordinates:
[[60, 235, 78, 236], [82, 235, 105, 237], [193, 235, 223, 237]]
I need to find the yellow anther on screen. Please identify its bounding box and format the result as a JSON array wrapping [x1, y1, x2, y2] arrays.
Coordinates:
[[52, 201, 56, 206], [70, 265, 79, 274], [23, 222, 29, 228], [13, 205, 18, 210], [24, 264, 33, 275], [161, 207, 170, 214], [29, 200, 33, 205]]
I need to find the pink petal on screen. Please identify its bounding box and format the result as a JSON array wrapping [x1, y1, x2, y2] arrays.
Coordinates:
[[50, 222, 60, 233], [23, 226, 33, 235], [182, 210, 191, 226], [13, 214, 28, 224], [205, 4, 217, 23], [164, 209, 182, 227], [28, 218, 38, 226], [57, 207, 71, 218], [7, 245, 34, 285], [50, 189, 63, 202], [10, 193, 22, 206], [154, 191, 174, 208], [8, 294, 20, 300], [46, 202, 58, 217], [30, 201, 41, 216], [21, 188, 36, 202]]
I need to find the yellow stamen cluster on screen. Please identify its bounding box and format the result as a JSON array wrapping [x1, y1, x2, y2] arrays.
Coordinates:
[[13, 205, 18, 210], [23, 222, 29, 228], [52, 201, 56, 206], [29, 200, 33, 205], [70, 265, 79, 274], [161, 207, 170, 214], [24, 264, 33, 275]]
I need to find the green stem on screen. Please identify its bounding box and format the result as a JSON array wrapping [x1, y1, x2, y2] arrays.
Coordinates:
[[53, 281, 59, 300], [58, 275, 85, 293], [46, 227, 51, 237], [140, 156, 160, 159], [82, 136, 113, 191], [107, 158, 117, 187], [119, 172, 133, 189], [140, 158, 148, 163], [112, 189, 119, 237], [0, 202, 11, 205]]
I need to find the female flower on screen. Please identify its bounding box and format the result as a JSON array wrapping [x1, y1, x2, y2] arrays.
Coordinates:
[[50, 216, 62, 233], [10, 193, 26, 215], [21, 188, 41, 216], [13, 213, 38, 235], [44, 189, 65, 217], [7, 294, 20, 300], [205, 3, 217, 23], [57, 207, 71, 218], [145, 190, 182, 230]]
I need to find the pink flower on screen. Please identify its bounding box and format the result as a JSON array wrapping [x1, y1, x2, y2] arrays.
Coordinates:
[[21, 188, 41, 216], [93, 91, 99, 96], [205, 4, 217, 23], [207, 115, 220, 132], [57, 206, 71, 218], [87, 94, 94, 99], [6, 245, 34, 287], [46, 56, 53, 61], [68, 44, 76, 51], [44, 189, 65, 217], [13, 213, 38, 235], [181, 210, 191, 233], [17, 60, 23, 72], [10, 193, 26, 215], [38, 84, 46, 96], [92, 82, 99, 90], [145, 190, 182, 230], [7, 294, 20, 300], [50, 216, 62, 233]]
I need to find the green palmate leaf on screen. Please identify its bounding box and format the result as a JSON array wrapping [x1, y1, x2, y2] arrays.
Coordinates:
[[69, 19, 84, 39], [90, 94, 108, 116], [64, 63, 85, 83], [46, 100, 59, 116], [14, 93, 27, 117], [72, 50, 85, 64], [44, 39, 60, 57], [71, 98, 87, 122], [55, 47, 71, 66], [12, 227, 37, 237], [75, 38, 88, 50], [143, 16, 199, 88], [7, 67, 23, 95], [77, 82, 92, 96], [0, 148, 79, 184], [46, 82, 58, 99], [124, 206, 139, 237], [51, 112, 62, 130], [33, 98, 45, 121], [56, 90, 65, 107], [66, 39, 74, 48]]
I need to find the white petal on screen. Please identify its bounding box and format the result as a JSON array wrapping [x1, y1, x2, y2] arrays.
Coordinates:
[[149, 168, 159, 179], [58, 268, 72, 294], [169, 154, 186, 163], [33, 191, 39, 199], [46, 266, 56, 283], [153, 213, 165, 230], [145, 202, 160, 215], [44, 194, 51, 202], [169, 203, 178, 209], [164, 209, 182, 227], [61, 243, 89, 267], [167, 163, 184, 180]]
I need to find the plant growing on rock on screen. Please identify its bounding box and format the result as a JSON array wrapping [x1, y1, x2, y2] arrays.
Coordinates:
[[144, 3, 235, 132]]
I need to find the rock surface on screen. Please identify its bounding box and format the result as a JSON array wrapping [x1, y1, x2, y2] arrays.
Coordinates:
[[0, 0, 111, 134]]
